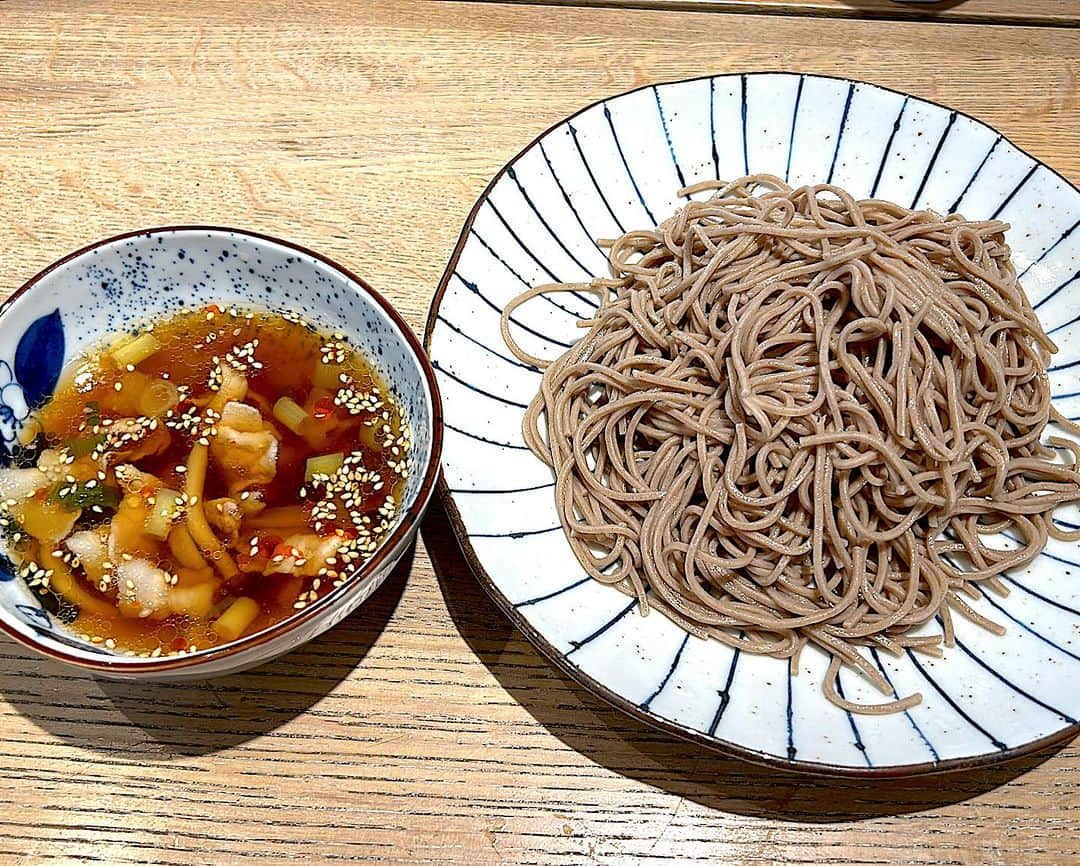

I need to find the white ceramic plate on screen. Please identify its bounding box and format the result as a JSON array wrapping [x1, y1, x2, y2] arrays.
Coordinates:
[[425, 73, 1080, 775]]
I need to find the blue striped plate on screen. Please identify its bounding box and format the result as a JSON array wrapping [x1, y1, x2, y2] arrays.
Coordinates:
[[424, 73, 1080, 775]]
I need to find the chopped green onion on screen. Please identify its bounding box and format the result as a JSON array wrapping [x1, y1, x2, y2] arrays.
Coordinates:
[[273, 396, 311, 436], [139, 380, 180, 417], [50, 481, 121, 512], [84, 401, 101, 428], [110, 332, 161, 368], [312, 363, 344, 390], [305, 452, 344, 482], [212, 596, 260, 641], [67, 433, 105, 458]]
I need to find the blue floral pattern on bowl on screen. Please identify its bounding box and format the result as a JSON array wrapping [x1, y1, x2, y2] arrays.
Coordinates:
[[0, 309, 76, 655], [0, 308, 64, 449], [0, 361, 30, 446]]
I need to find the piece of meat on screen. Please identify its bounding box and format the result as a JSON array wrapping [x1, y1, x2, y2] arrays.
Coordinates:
[[219, 401, 262, 432], [0, 467, 49, 501], [113, 463, 161, 495], [210, 401, 278, 496], [116, 558, 170, 619], [216, 365, 248, 405], [36, 449, 70, 484], [266, 533, 343, 577], [64, 527, 110, 585], [205, 497, 243, 545], [103, 419, 170, 466]]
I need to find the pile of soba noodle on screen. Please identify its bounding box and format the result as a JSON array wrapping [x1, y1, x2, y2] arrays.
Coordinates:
[[501, 174, 1080, 714]]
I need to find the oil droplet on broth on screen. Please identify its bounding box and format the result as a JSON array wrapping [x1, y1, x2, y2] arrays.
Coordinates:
[[20, 307, 412, 658]]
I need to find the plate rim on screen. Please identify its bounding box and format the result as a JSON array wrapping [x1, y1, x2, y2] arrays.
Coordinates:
[[423, 70, 1080, 777]]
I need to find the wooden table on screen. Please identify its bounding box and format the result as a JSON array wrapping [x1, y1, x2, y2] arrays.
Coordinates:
[[0, 2, 1076, 863]]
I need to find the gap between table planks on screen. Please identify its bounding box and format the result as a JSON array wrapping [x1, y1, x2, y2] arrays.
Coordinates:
[[0, 1, 1077, 864], [438, 0, 1080, 27]]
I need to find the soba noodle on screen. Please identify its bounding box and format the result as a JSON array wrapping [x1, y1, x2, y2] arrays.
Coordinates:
[[501, 175, 1080, 714]]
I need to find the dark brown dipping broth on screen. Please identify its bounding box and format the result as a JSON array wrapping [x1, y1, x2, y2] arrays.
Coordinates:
[[11, 307, 411, 656]]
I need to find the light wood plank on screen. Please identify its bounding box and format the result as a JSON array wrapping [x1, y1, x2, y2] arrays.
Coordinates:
[[0, 2, 1076, 864], [447, 0, 1079, 26]]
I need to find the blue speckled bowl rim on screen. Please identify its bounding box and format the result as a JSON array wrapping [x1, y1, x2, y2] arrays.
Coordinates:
[[423, 71, 1080, 778], [0, 225, 444, 675]]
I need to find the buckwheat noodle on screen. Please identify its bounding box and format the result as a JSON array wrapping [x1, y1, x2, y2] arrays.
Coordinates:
[[500, 175, 1080, 715]]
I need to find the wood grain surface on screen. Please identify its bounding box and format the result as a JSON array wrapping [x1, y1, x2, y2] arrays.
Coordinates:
[[454, 0, 1079, 26], [0, 2, 1077, 864]]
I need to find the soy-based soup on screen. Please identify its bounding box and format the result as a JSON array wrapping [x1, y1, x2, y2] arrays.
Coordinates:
[[1, 307, 411, 656]]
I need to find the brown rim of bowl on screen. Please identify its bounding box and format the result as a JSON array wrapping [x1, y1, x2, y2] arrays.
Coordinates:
[[0, 225, 443, 673], [422, 70, 1080, 778]]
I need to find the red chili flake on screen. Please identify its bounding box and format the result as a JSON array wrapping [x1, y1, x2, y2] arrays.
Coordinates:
[[170, 637, 188, 651], [258, 535, 283, 558], [270, 542, 294, 560], [312, 397, 336, 420], [205, 304, 223, 315]]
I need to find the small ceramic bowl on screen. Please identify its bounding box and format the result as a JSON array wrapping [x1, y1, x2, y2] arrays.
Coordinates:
[[0, 227, 442, 679]]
